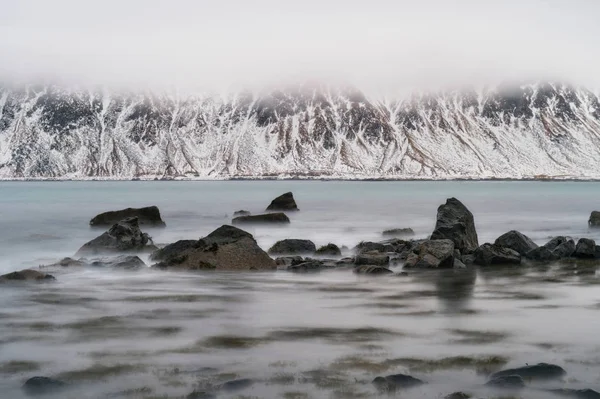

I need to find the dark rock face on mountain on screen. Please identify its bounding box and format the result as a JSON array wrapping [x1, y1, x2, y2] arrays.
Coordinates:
[[266, 192, 299, 211], [2, 83, 600, 180], [76, 217, 153, 256], [90, 206, 165, 227], [431, 198, 478, 253]]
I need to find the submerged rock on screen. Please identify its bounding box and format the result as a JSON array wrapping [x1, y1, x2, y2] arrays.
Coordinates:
[[431, 198, 479, 253], [88, 255, 146, 270], [287, 260, 331, 273], [76, 217, 153, 257], [232, 213, 290, 225], [490, 362, 566, 381], [233, 210, 251, 217], [23, 376, 67, 395], [220, 378, 255, 392], [187, 391, 216, 399], [549, 388, 600, 399], [90, 206, 165, 227], [153, 225, 276, 271], [266, 192, 299, 211], [315, 243, 342, 256], [0, 269, 55, 282], [52, 257, 86, 267], [382, 228, 415, 237], [495, 230, 538, 255], [268, 239, 316, 255], [354, 254, 390, 266], [274, 256, 304, 267], [404, 239, 455, 269], [474, 243, 521, 266], [354, 265, 393, 275], [372, 373, 424, 390], [589, 211, 600, 227], [485, 375, 525, 389], [445, 393, 471, 399], [575, 238, 596, 258]]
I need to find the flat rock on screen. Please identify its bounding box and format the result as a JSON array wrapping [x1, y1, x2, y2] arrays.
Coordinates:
[[0, 269, 55, 282], [315, 243, 342, 256], [404, 239, 455, 269], [445, 393, 471, 399], [76, 217, 153, 257], [589, 211, 600, 227], [495, 230, 538, 255], [490, 363, 566, 381], [474, 243, 521, 266], [431, 198, 479, 253], [266, 192, 299, 211], [575, 238, 596, 258], [372, 373, 424, 390], [382, 228, 415, 237], [268, 239, 316, 255], [23, 376, 67, 395], [220, 378, 254, 392], [90, 206, 165, 227], [354, 265, 393, 275], [232, 213, 290, 225]]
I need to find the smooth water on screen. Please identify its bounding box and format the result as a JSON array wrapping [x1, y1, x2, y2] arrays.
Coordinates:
[[2, 181, 600, 398]]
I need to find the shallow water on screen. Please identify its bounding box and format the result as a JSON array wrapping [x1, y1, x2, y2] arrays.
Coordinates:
[[2, 181, 600, 398]]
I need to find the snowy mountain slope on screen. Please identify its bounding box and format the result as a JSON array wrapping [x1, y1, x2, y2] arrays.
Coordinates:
[[0, 82, 599, 179]]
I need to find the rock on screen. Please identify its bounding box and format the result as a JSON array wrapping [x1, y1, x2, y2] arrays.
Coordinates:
[[445, 393, 471, 399], [315, 243, 342, 256], [354, 265, 393, 275], [430, 198, 479, 253], [553, 240, 576, 258], [287, 260, 330, 273], [490, 363, 566, 381], [187, 391, 216, 399], [233, 210, 251, 217], [0, 269, 55, 282], [485, 375, 525, 389], [404, 239, 455, 269], [354, 254, 390, 266], [220, 378, 255, 392], [268, 239, 316, 255], [474, 243, 521, 266], [153, 225, 276, 271], [382, 228, 415, 237], [495, 230, 538, 255], [90, 206, 165, 227], [266, 192, 298, 212], [354, 241, 387, 254], [549, 388, 600, 399], [151, 240, 199, 261], [453, 258, 467, 269], [461, 254, 476, 265], [372, 373, 424, 390], [526, 246, 560, 262], [232, 213, 290, 225], [23, 376, 67, 395], [575, 238, 596, 258], [52, 257, 86, 267], [274, 256, 304, 267], [89, 255, 146, 270], [336, 257, 355, 267], [76, 217, 153, 257], [589, 211, 600, 227]]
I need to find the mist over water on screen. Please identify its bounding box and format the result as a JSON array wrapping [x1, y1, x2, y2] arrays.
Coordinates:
[[2, 181, 600, 398]]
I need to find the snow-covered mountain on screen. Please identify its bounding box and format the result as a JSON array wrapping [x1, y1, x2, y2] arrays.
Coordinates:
[[1, 82, 599, 180]]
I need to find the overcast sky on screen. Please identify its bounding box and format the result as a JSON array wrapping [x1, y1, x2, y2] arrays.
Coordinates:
[[0, 0, 598, 94]]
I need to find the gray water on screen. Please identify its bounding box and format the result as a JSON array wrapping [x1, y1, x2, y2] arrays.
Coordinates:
[[2, 181, 600, 398]]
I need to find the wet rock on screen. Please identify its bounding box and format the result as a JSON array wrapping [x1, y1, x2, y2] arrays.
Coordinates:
[[22, 376, 67, 395], [274, 256, 304, 267], [445, 393, 471, 399], [575, 238, 596, 258], [372, 373, 424, 390], [589, 211, 600, 227], [431, 198, 479, 253], [266, 192, 298, 211], [404, 239, 455, 269], [354, 254, 390, 266], [233, 210, 251, 217], [0, 269, 56, 282], [268, 239, 316, 255], [90, 206, 165, 227], [485, 375, 525, 389], [52, 257, 86, 267], [549, 388, 600, 399], [336, 257, 355, 267], [474, 243, 521, 266], [490, 363, 566, 381], [382, 228, 415, 237], [495, 230, 538, 255], [76, 217, 153, 257], [150, 240, 199, 261], [186, 391, 216, 399], [544, 237, 576, 258], [461, 254, 476, 265], [354, 265, 393, 275], [453, 258, 467, 269], [153, 225, 276, 271], [232, 212, 290, 225], [220, 378, 255, 392], [526, 246, 560, 262], [89, 255, 146, 270], [315, 243, 342, 256], [354, 241, 387, 254], [287, 260, 330, 273]]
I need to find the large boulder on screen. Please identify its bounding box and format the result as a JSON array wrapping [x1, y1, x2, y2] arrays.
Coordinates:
[[0, 269, 55, 282], [76, 217, 153, 257], [430, 198, 479, 253], [490, 363, 566, 381], [232, 213, 290, 225], [153, 225, 276, 271], [404, 239, 455, 269], [589, 211, 600, 227], [268, 239, 316, 255], [382, 228, 415, 237], [495, 230, 538, 255], [474, 243, 521, 266], [266, 192, 299, 211], [575, 238, 596, 258], [90, 206, 165, 227], [315, 243, 342, 256]]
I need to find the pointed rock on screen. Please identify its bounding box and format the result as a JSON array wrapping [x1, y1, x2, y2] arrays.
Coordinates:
[[431, 198, 478, 253], [266, 192, 299, 211]]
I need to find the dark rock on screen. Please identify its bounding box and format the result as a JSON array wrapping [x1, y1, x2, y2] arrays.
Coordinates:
[[485, 375, 525, 389], [495, 230, 538, 255], [336, 257, 355, 267], [233, 210, 251, 217], [461, 254, 476, 265], [354, 241, 387, 254], [589, 211, 600, 227], [575, 238, 596, 258], [274, 256, 304, 267], [354, 265, 393, 275], [315, 243, 342, 256], [544, 236, 570, 251], [266, 192, 298, 212], [490, 363, 566, 381], [232, 213, 290, 225], [268, 239, 316, 255], [187, 391, 216, 399], [430, 198, 479, 253], [372, 373, 424, 390], [526, 246, 560, 262], [354, 254, 390, 266], [76, 217, 153, 257], [151, 240, 199, 261], [152, 225, 276, 271], [404, 239, 455, 269], [89, 255, 146, 270], [287, 260, 333, 273], [445, 393, 471, 399], [90, 206, 165, 227], [23, 376, 67, 395], [382, 228, 415, 237], [453, 258, 467, 269], [474, 243, 521, 266], [52, 257, 86, 267], [220, 378, 255, 392], [0, 269, 55, 282], [554, 240, 576, 258], [549, 388, 600, 399]]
